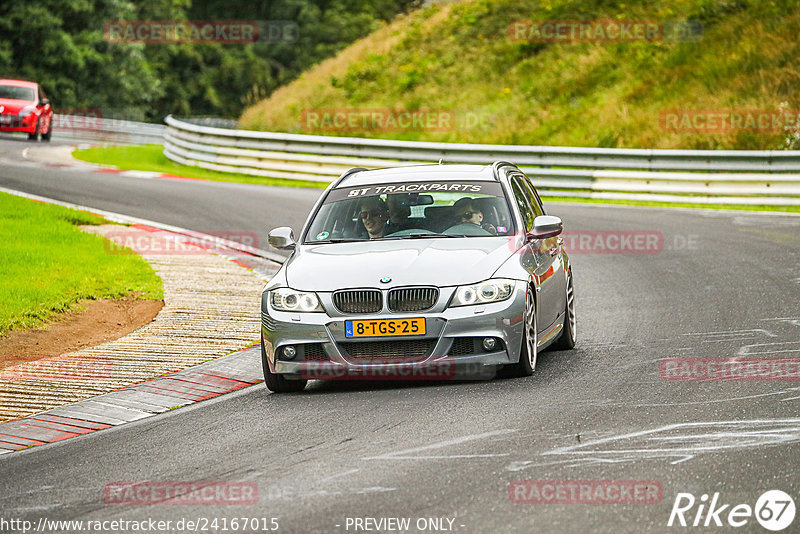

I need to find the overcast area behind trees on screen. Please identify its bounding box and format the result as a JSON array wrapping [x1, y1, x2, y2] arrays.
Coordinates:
[[0, 0, 421, 121]]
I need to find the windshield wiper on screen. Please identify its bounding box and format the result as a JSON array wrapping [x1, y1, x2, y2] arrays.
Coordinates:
[[309, 238, 365, 244], [395, 233, 465, 239]]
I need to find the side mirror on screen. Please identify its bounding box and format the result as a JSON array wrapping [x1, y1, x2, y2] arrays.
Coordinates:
[[529, 215, 563, 239], [268, 227, 296, 250], [39, 99, 50, 107]]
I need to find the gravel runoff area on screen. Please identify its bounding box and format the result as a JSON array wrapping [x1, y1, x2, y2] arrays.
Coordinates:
[[0, 224, 278, 424]]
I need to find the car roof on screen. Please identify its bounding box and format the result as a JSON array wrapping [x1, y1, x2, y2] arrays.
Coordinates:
[[337, 163, 500, 187], [0, 79, 38, 88]]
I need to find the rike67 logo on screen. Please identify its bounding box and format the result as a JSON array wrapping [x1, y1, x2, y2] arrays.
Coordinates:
[[668, 490, 796, 531]]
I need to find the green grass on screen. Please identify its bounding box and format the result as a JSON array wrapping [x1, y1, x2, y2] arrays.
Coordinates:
[[0, 193, 164, 336], [240, 0, 800, 150], [541, 195, 800, 213], [72, 145, 329, 189]]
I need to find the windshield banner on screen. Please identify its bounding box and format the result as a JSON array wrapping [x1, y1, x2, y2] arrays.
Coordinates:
[[327, 181, 504, 202]]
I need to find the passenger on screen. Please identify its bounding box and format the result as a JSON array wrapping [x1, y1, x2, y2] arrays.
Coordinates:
[[358, 196, 390, 239], [452, 198, 497, 234], [384, 193, 413, 234]]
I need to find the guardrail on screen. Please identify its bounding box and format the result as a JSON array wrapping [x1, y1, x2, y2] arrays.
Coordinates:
[[163, 115, 800, 205], [54, 114, 165, 145]]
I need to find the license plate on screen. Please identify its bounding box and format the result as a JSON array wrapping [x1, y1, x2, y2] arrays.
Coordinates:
[[345, 318, 426, 338], [0, 117, 10, 125]]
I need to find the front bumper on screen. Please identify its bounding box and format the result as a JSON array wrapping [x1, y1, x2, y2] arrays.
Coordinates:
[[0, 114, 37, 133], [261, 281, 527, 381]]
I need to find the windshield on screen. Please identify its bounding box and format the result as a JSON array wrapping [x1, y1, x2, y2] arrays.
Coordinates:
[[0, 85, 35, 101], [304, 180, 515, 243]]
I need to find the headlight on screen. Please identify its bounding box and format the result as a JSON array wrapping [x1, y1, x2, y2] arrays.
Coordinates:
[[18, 106, 37, 118], [270, 288, 324, 312], [450, 279, 515, 307]]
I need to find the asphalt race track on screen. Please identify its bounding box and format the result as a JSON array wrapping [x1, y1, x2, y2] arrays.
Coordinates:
[[2, 136, 800, 533], [0, 137, 321, 250]]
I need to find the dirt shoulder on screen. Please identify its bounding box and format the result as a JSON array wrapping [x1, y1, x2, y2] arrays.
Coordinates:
[[0, 298, 163, 370], [0, 224, 272, 423]]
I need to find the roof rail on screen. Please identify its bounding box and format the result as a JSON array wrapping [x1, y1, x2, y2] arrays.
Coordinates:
[[491, 161, 518, 180], [332, 167, 368, 187]]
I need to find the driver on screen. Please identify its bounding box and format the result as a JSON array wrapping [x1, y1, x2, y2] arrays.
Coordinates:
[[358, 196, 390, 239], [452, 198, 497, 235]]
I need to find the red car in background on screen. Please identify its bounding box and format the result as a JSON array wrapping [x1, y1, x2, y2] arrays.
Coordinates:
[[0, 79, 53, 141]]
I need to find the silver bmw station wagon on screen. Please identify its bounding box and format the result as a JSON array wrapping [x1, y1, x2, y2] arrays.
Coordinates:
[[260, 162, 576, 392]]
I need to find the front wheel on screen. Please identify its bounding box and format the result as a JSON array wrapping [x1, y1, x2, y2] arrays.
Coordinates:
[[261, 335, 307, 393], [506, 285, 538, 377], [28, 119, 40, 141], [552, 270, 576, 350], [41, 122, 52, 142]]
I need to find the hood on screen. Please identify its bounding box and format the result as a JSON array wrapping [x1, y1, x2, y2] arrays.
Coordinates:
[[286, 237, 515, 291], [0, 99, 33, 114]]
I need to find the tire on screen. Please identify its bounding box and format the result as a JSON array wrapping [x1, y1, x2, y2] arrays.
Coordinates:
[[28, 119, 40, 141], [41, 122, 52, 142], [261, 334, 307, 393], [552, 270, 576, 350], [507, 284, 538, 377]]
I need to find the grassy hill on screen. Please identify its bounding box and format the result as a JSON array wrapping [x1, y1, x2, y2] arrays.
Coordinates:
[[239, 0, 800, 150]]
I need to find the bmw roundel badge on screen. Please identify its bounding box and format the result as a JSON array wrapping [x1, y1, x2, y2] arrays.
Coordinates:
[[380, 277, 392, 284]]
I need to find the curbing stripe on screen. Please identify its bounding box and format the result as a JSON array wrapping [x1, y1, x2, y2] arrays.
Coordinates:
[[102, 390, 191, 409], [91, 398, 171, 414], [67, 401, 155, 421], [135, 386, 207, 402], [138, 381, 215, 400], [0, 434, 45, 447], [168, 374, 250, 392], [4, 424, 81, 443], [24, 419, 96, 435], [0, 347, 263, 454], [32, 414, 112, 430], [44, 409, 130, 426]]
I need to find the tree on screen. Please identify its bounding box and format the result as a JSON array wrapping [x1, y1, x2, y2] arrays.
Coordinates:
[[0, 0, 422, 121]]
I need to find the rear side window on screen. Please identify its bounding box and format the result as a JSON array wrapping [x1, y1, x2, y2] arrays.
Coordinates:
[[510, 177, 535, 232], [520, 175, 545, 216]]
